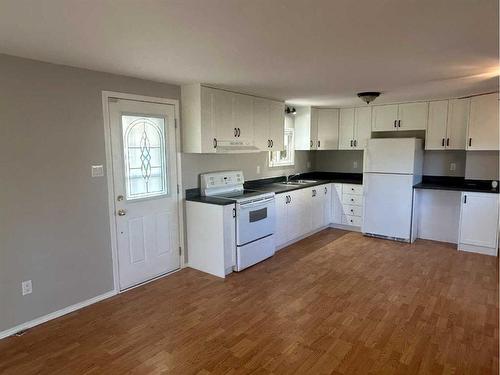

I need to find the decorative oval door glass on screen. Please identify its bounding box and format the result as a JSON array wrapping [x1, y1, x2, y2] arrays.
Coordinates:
[[122, 115, 168, 199]]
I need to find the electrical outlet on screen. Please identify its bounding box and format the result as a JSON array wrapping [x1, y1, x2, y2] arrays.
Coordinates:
[[91, 165, 104, 177], [450, 162, 456, 171], [256, 165, 261, 174], [307, 161, 311, 168], [21, 280, 32, 296], [353, 161, 358, 169]]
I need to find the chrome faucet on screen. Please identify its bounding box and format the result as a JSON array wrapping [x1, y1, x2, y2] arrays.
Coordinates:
[[286, 173, 301, 183]]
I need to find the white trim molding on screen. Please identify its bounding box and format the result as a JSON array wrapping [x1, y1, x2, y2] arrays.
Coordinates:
[[101, 91, 185, 293], [0, 290, 116, 340]]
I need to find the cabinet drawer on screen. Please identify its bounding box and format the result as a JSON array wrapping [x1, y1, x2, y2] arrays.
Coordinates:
[[342, 215, 362, 227], [342, 193, 363, 206], [343, 204, 362, 217], [343, 184, 363, 195]]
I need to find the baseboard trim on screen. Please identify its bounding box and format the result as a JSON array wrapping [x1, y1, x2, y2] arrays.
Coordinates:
[[458, 243, 498, 256], [330, 223, 361, 232], [0, 290, 116, 341]]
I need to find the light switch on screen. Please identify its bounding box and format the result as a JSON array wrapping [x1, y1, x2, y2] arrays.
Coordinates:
[[91, 165, 104, 177], [450, 162, 456, 171], [353, 161, 358, 169], [256, 165, 261, 174]]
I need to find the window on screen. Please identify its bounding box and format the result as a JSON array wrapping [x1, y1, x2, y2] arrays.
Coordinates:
[[122, 115, 168, 200], [269, 128, 295, 167]]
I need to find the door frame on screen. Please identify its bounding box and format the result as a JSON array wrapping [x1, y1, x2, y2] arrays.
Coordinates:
[[102, 91, 185, 293]]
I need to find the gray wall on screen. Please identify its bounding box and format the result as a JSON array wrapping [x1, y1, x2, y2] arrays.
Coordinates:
[[182, 151, 312, 189], [0, 54, 181, 332], [423, 151, 466, 177], [465, 151, 499, 180], [313, 150, 364, 173]]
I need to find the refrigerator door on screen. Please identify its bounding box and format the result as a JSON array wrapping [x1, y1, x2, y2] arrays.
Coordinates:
[[364, 138, 420, 174], [362, 173, 414, 241]]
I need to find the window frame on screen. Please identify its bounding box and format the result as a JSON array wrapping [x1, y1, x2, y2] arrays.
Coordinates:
[[269, 128, 295, 168]]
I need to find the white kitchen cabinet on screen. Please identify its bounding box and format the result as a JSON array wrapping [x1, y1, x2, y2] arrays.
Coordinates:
[[253, 98, 285, 151], [317, 108, 339, 150], [275, 193, 289, 247], [467, 93, 499, 151], [372, 102, 428, 132], [458, 192, 499, 255], [426, 99, 469, 150], [295, 107, 338, 150], [181, 84, 285, 153], [447, 98, 469, 150], [339, 107, 372, 150], [310, 184, 332, 230], [372, 104, 399, 131], [186, 201, 236, 277], [331, 183, 343, 224], [331, 183, 363, 228], [426, 100, 449, 150]]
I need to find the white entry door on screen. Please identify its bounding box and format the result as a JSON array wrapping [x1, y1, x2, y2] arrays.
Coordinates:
[[108, 98, 180, 290]]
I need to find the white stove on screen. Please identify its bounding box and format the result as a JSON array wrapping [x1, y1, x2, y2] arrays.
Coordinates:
[[200, 171, 276, 271]]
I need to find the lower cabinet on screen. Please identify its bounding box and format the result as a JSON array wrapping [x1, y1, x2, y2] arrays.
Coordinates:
[[458, 192, 499, 256], [275, 184, 331, 248], [332, 183, 364, 228]]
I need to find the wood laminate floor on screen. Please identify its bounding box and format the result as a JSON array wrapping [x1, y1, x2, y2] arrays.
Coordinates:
[[0, 229, 498, 374]]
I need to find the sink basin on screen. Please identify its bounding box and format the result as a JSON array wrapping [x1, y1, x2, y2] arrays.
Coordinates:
[[279, 179, 318, 185]]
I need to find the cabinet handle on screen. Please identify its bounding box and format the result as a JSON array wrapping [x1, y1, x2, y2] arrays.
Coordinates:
[[267, 140, 270, 148], [271, 140, 273, 147], [446, 138, 450, 147], [350, 140, 353, 147], [289, 195, 292, 203], [238, 128, 241, 137], [354, 140, 357, 147], [232, 208, 236, 218], [324, 186, 327, 194], [350, 209, 354, 213], [464, 195, 467, 204], [318, 140, 321, 148], [234, 128, 238, 137], [398, 120, 401, 128], [213, 138, 217, 148], [351, 198, 354, 202], [441, 138, 445, 147], [469, 138, 472, 147], [310, 140, 313, 148], [394, 120, 397, 128]]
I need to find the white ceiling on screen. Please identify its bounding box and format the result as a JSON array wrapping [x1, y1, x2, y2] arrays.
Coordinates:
[[0, 0, 498, 106]]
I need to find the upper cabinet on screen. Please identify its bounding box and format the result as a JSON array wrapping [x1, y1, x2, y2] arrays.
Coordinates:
[[339, 107, 372, 150], [467, 93, 499, 151], [426, 98, 469, 150], [253, 97, 285, 151], [372, 102, 428, 131], [295, 107, 339, 150], [181, 84, 284, 153]]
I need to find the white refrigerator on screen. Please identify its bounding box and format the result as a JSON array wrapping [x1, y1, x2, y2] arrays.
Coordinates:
[[362, 138, 423, 242]]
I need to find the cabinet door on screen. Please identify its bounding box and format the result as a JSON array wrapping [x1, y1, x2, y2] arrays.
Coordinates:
[[426, 100, 448, 150], [331, 183, 343, 224], [353, 107, 372, 149], [459, 193, 499, 249], [269, 101, 285, 151], [398, 102, 428, 130], [317, 108, 339, 150], [233, 93, 254, 141], [468, 93, 499, 151], [253, 97, 270, 150], [372, 104, 398, 131], [200, 86, 217, 153], [311, 187, 324, 230], [275, 193, 288, 247], [212, 89, 235, 140], [446, 98, 469, 150], [339, 108, 355, 150], [322, 184, 332, 226], [310, 108, 319, 150]]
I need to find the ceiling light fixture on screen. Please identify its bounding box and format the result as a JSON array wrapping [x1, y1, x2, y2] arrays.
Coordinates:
[[285, 106, 297, 115], [357, 92, 381, 104]]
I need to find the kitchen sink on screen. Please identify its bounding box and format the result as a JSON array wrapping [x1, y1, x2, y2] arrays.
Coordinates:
[[279, 180, 318, 185]]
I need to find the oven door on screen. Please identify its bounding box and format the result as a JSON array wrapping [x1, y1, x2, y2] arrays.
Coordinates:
[[236, 197, 275, 246]]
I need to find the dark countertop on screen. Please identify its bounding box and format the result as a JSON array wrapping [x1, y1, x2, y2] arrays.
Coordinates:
[[414, 176, 499, 194], [245, 172, 362, 195], [185, 172, 363, 205]]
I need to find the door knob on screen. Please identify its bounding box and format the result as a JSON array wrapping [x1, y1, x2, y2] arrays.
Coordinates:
[[117, 209, 126, 216], [117, 195, 124, 201]]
